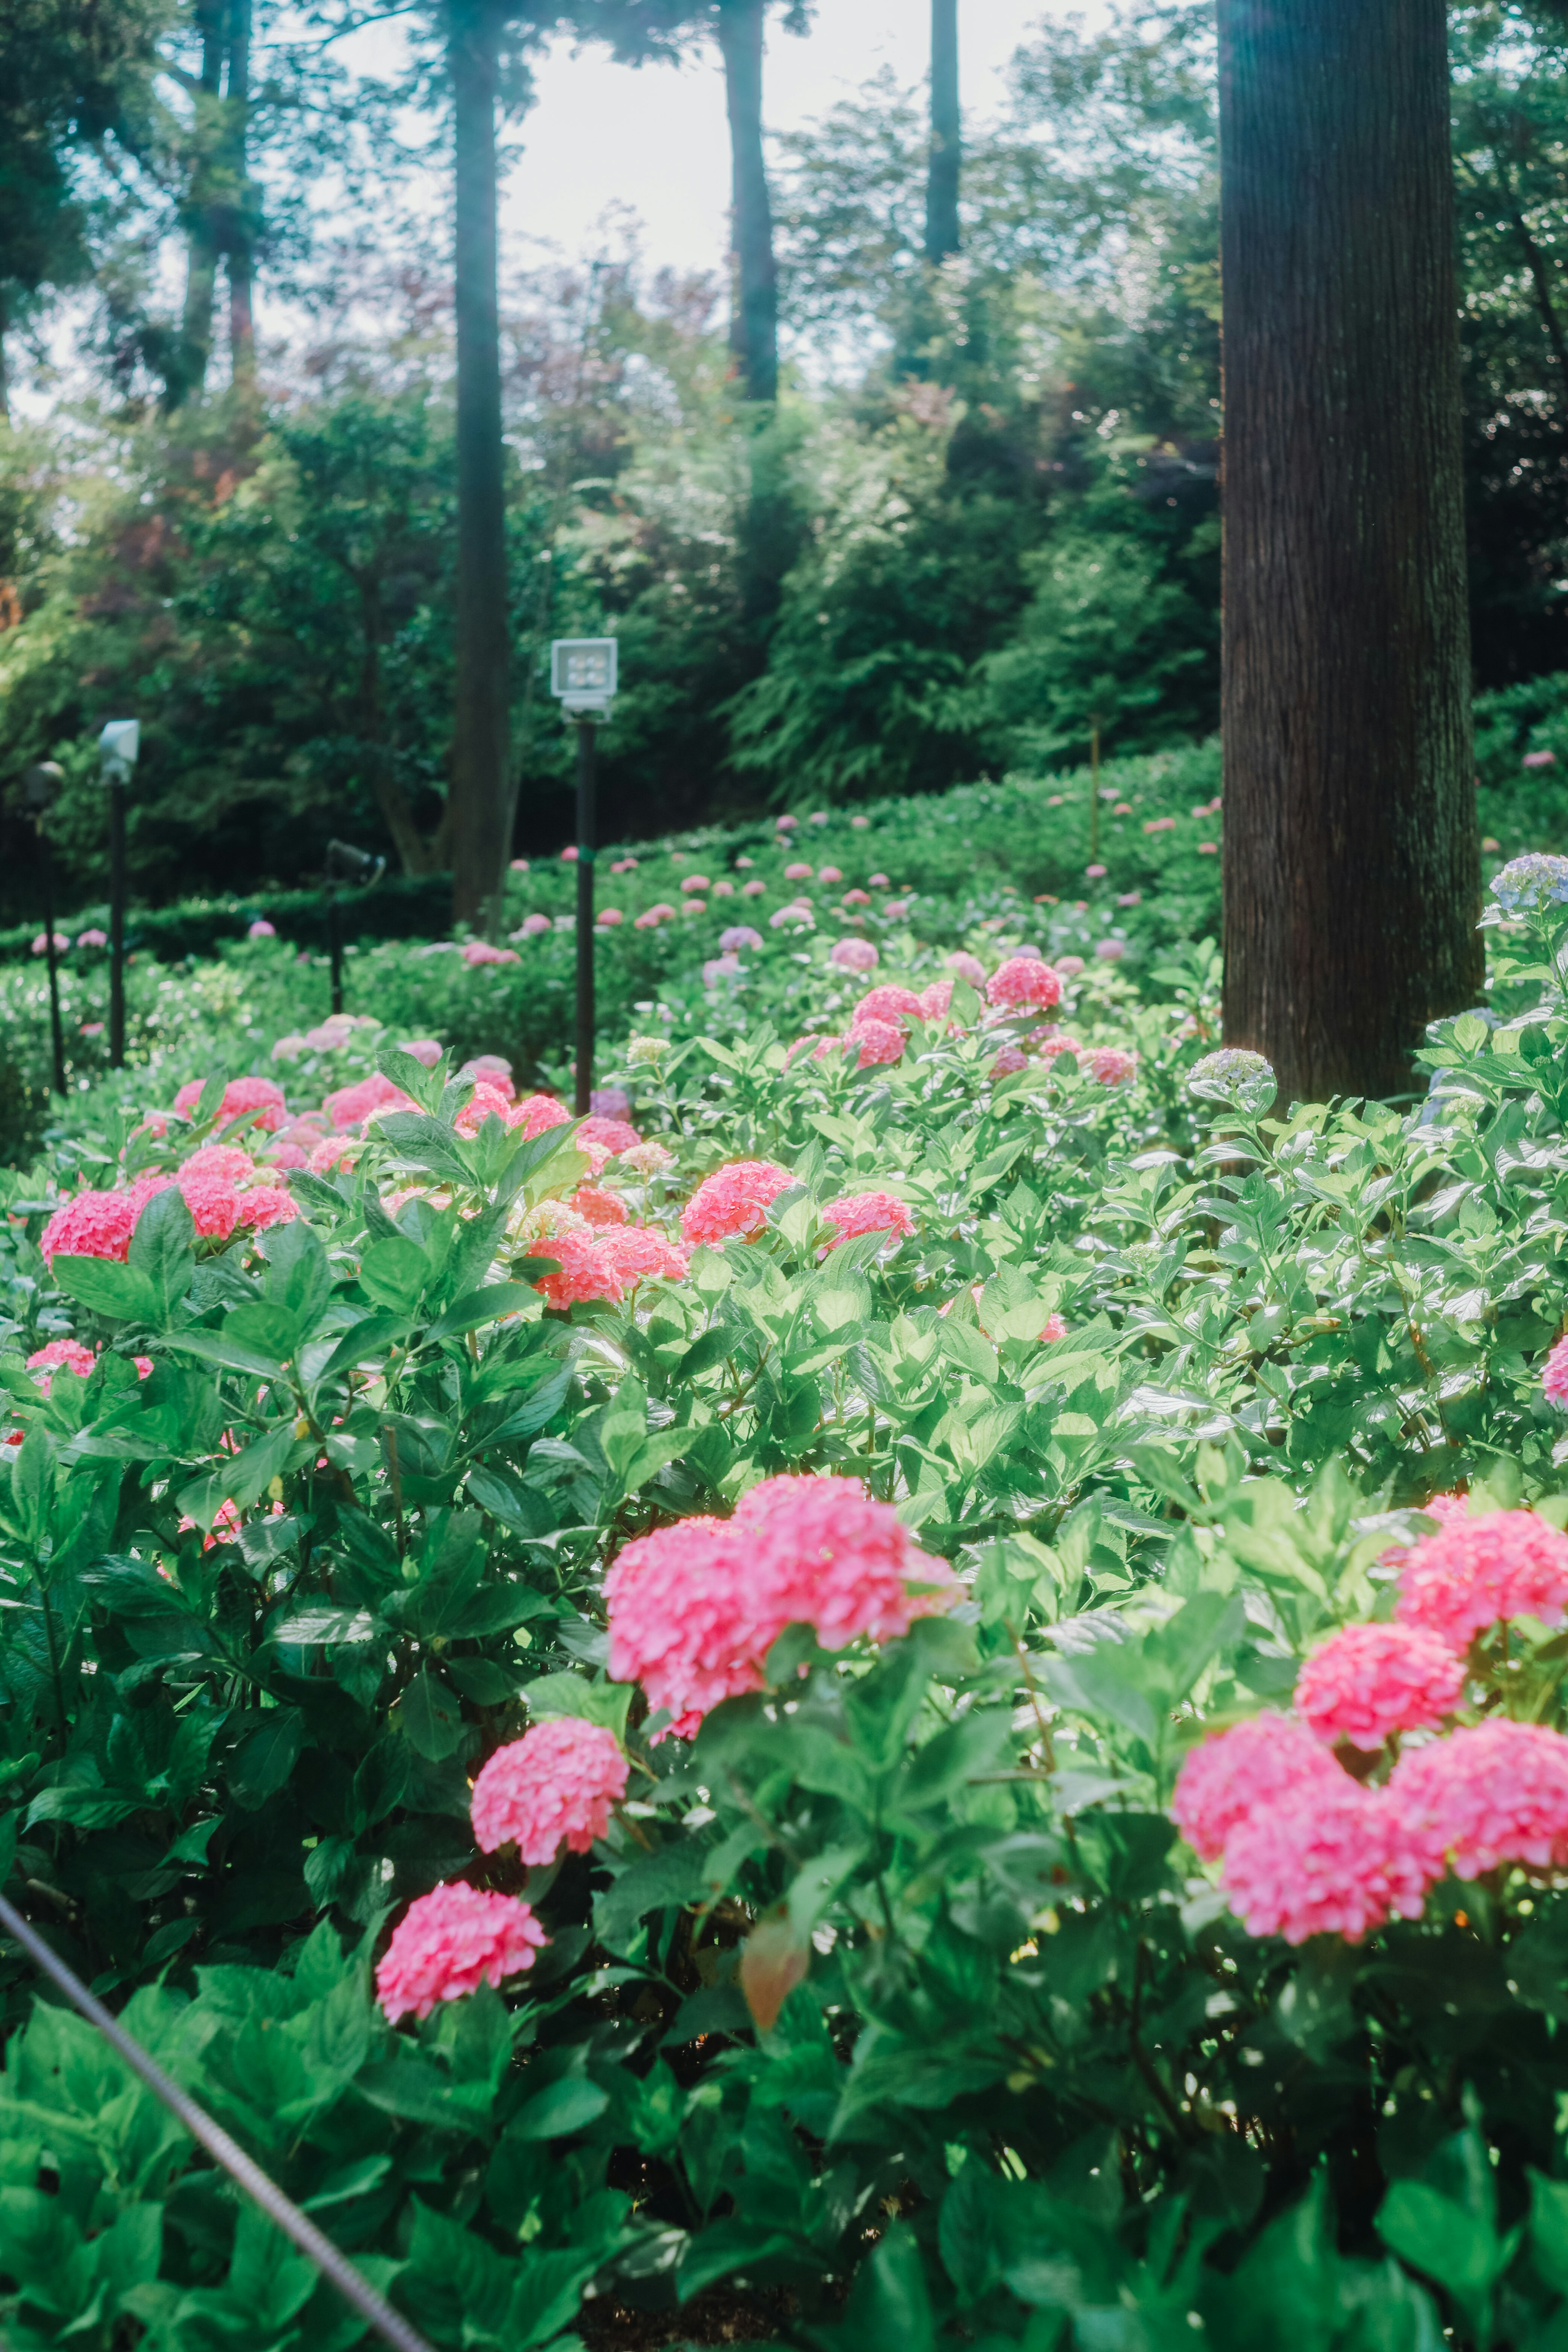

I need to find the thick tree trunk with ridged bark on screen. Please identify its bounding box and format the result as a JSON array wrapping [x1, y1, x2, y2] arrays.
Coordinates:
[[924, 0, 959, 263], [1218, 0, 1480, 1105], [448, 0, 510, 926]]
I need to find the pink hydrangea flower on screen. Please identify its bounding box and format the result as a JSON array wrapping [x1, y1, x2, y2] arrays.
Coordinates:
[[40, 1189, 140, 1267], [682, 1160, 793, 1245], [681, 874, 711, 893], [1544, 1336, 1568, 1407], [1171, 1712, 1347, 1862], [1085, 863, 1107, 880], [511, 1092, 571, 1140], [987, 958, 1063, 1011], [991, 1046, 1029, 1076], [1294, 1623, 1465, 1749], [173, 1076, 287, 1133], [1084, 1046, 1138, 1086], [734, 1473, 958, 1652], [1392, 1718, 1568, 1880], [784, 862, 813, 881], [375, 1884, 548, 2023], [180, 1145, 256, 1186], [1396, 1509, 1568, 1649], [456, 1081, 514, 1135], [842, 889, 872, 907], [572, 1185, 628, 1228], [597, 1227, 689, 1288], [741, 880, 766, 898], [947, 951, 987, 988], [234, 1185, 298, 1235], [1056, 955, 1085, 977], [470, 1718, 629, 1862], [853, 984, 924, 1027], [1221, 1784, 1427, 1944], [534, 1226, 687, 1308], [247, 919, 276, 940], [721, 926, 764, 953], [597, 908, 623, 927], [830, 937, 879, 972], [460, 940, 519, 966], [308, 1134, 359, 1174], [324, 1073, 416, 1131], [177, 1170, 244, 1240], [850, 1018, 904, 1069], [576, 1116, 641, 1159], [820, 1191, 914, 1250], [606, 1516, 768, 1737], [918, 980, 953, 1020], [27, 1339, 97, 1394], [400, 1038, 443, 1067]]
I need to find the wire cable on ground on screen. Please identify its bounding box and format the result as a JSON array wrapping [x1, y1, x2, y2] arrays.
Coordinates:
[[0, 1891, 437, 2352]]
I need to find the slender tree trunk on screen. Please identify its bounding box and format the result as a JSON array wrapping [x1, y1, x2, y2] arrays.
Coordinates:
[[179, 0, 225, 401], [717, 0, 777, 405], [225, 0, 255, 390], [1218, 0, 1479, 1105], [925, 0, 960, 264], [357, 579, 438, 875], [448, 0, 511, 923]]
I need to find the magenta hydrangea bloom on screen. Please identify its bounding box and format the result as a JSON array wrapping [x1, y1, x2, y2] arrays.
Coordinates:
[[681, 1159, 793, 1245], [1221, 1784, 1427, 1945], [1391, 1719, 1568, 1880], [323, 1072, 417, 1131], [986, 957, 1063, 1012], [375, 1883, 548, 2023], [946, 951, 987, 988], [534, 1226, 687, 1310], [1396, 1509, 1568, 1650], [512, 1093, 572, 1140], [1544, 1336, 1568, 1408], [1294, 1623, 1465, 1749], [173, 1075, 287, 1133], [830, 937, 879, 972], [470, 1719, 628, 1863], [849, 1018, 905, 1069], [606, 1516, 769, 1737], [734, 1472, 958, 1652], [1171, 1712, 1346, 1863], [853, 984, 925, 1027], [40, 1188, 141, 1268], [27, 1339, 97, 1394], [820, 1190, 914, 1250], [991, 1046, 1029, 1077], [918, 980, 953, 1020]]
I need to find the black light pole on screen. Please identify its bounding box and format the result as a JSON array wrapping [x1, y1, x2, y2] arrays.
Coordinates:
[[24, 764, 66, 1095], [98, 721, 139, 1071], [322, 838, 386, 1016], [574, 717, 596, 1115], [550, 637, 617, 1120]]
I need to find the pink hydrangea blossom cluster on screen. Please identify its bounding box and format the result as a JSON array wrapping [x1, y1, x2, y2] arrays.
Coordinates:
[[1172, 1713, 1346, 1863], [1544, 1336, 1568, 1408], [681, 1160, 793, 1245], [1221, 1784, 1428, 1945], [830, 937, 879, 972], [571, 1185, 628, 1228], [986, 957, 1063, 1012], [533, 1225, 689, 1309], [374, 1883, 548, 2022], [1395, 1508, 1568, 1650], [27, 1339, 98, 1391], [820, 1191, 914, 1250], [1083, 1046, 1138, 1087], [323, 1072, 417, 1130], [470, 1718, 628, 1862], [847, 1017, 905, 1069], [1294, 1623, 1466, 1749], [854, 985, 925, 1027], [1390, 1719, 1568, 1880], [172, 1076, 287, 1132], [606, 1474, 956, 1737]]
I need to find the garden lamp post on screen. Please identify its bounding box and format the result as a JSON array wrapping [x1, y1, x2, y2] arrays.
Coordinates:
[[322, 838, 386, 1016], [550, 638, 617, 1115], [24, 763, 67, 1095], [98, 720, 139, 1069]]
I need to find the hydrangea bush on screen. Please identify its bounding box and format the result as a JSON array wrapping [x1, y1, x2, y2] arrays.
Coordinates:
[[9, 869, 1568, 2348]]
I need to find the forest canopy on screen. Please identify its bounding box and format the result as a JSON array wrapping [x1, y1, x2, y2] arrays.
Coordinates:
[[0, 0, 1566, 916]]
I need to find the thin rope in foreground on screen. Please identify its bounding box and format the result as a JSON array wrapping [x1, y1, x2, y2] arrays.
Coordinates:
[[0, 1891, 437, 2352]]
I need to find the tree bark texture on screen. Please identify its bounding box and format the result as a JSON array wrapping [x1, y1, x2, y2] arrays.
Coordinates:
[[1218, 0, 1481, 1104], [225, 0, 255, 389], [924, 0, 960, 264], [448, 0, 511, 925], [717, 0, 777, 405], [178, 0, 225, 400]]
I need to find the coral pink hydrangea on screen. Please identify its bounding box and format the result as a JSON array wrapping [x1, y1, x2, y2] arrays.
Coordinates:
[[173, 1075, 287, 1132], [511, 1093, 572, 1140], [455, 1081, 514, 1135], [323, 1073, 416, 1131], [606, 1516, 768, 1737], [27, 1339, 97, 1393], [853, 984, 925, 1027], [986, 957, 1063, 1012], [947, 951, 987, 988], [374, 1883, 548, 2023], [576, 1115, 641, 1159], [597, 1228, 689, 1288], [470, 1718, 628, 1862], [1171, 1712, 1346, 1863], [1083, 1047, 1138, 1086], [1544, 1335, 1568, 1407], [1396, 1509, 1568, 1650], [1391, 1719, 1568, 1881], [681, 1159, 793, 1245], [1220, 1784, 1427, 1944], [40, 1188, 141, 1267], [1294, 1622, 1465, 1749], [572, 1185, 629, 1228], [918, 980, 953, 1021], [820, 1191, 914, 1250], [849, 1017, 905, 1069], [533, 1225, 688, 1308], [735, 1473, 958, 1651]]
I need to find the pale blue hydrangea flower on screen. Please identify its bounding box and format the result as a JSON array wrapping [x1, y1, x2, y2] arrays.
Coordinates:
[[1187, 1048, 1277, 1115], [1489, 853, 1568, 912]]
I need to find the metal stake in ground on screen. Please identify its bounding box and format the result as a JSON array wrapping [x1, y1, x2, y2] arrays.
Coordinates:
[[98, 721, 139, 1071], [0, 1891, 437, 2352], [24, 764, 66, 1095], [550, 637, 617, 1117]]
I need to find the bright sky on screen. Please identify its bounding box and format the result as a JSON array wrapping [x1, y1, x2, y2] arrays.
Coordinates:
[[500, 2, 1092, 280]]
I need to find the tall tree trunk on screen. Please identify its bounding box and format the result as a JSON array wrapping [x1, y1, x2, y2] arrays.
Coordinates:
[[924, 0, 960, 264], [1218, 0, 1479, 1105], [448, 0, 510, 923], [225, 0, 255, 391], [179, 0, 225, 401], [717, 0, 777, 405]]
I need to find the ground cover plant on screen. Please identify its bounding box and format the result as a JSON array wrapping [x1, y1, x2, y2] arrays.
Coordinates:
[[10, 810, 1568, 2348]]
